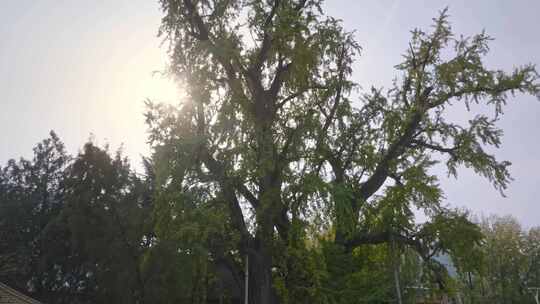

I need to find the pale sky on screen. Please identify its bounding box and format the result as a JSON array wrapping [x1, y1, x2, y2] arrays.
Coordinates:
[[1, 1, 539, 226]]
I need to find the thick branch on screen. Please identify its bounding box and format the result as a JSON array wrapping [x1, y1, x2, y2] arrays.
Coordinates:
[[358, 87, 432, 201], [252, 0, 281, 74], [200, 149, 259, 210], [182, 0, 210, 40], [182, 0, 253, 104], [346, 230, 447, 289], [195, 103, 253, 244], [268, 61, 292, 100], [202, 158, 251, 246], [294, 0, 309, 11]]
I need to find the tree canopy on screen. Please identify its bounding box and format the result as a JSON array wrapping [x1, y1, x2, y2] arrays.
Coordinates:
[[1, 1, 539, 304], [147, 0, 538, 303]]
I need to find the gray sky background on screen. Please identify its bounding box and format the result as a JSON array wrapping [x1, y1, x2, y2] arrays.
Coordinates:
[[1, 1, 539, 226]]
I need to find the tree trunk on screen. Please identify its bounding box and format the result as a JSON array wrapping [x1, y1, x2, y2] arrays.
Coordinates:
[[391, 238, 403, 304], [248, 242, 278, 304], [248, 93, 280, 304]]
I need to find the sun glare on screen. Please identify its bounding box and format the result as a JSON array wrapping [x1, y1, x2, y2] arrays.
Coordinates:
[[140, 73, 181, 106]]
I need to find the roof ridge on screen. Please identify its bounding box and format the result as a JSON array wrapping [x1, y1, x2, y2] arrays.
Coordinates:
[[0, 282, 44, 304]]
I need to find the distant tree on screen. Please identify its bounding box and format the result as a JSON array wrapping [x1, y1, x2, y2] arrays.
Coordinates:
[[460, 216, 540, 304], [0, 131, 69, 295], [0, 135, 153, 304], [452, 215, 540, 304], [43, 142, 151, 304], [483, 216, 528, 303], [150, 1, 538, 302], [524, 227, 540, 297]]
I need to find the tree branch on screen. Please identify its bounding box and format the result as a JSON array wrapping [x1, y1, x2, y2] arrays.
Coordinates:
[[269, 61, 293, 100], [252, 0, 281, 74], [346, 230, 448, 289], [182, 0, 252, 104], [357, 86, 433, 201], [182, 0, 210, 40], [409, 139, 458, 158], [276, 84, 327, 110]]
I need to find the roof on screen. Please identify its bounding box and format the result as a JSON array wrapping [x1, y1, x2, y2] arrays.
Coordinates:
[[0, 283, 43, 304]]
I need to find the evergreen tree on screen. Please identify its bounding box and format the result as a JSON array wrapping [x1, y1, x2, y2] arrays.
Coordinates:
[[0, 135, 153, 304], [44, 142, 151, 303], [0, 131, 69, 296]]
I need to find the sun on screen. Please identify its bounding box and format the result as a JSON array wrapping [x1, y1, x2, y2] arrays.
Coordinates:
[[124, 44, 184, 108], [140, 72, 182, 106]]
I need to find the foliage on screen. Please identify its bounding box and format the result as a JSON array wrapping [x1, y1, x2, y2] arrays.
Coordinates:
[[0, 132, 69, 297], [0, 134, 153, 304], [454, 215, 540, 304], [0, 1, 539, 304], [150, 1, 538, 303]]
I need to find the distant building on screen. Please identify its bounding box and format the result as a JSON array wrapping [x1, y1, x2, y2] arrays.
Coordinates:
[[0, 282, 43, 304]]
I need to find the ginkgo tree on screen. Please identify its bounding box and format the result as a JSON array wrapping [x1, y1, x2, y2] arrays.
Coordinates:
[[146, 1, 539, 303]]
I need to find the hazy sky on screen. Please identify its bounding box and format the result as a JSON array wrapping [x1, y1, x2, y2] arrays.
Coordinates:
[[1, 1, 539, 226]]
